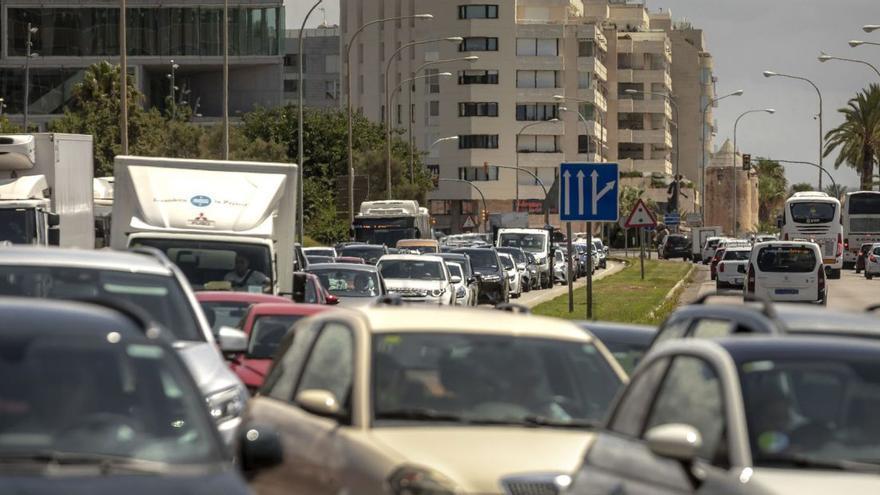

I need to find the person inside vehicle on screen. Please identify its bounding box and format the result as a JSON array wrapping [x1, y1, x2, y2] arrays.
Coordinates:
[[354, 273, 375, 296], [224, 254, 270, 291]]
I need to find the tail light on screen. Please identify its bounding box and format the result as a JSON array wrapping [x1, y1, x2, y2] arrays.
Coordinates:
[[747, 264, 756, 293], [818, 265, 826, 292], [784, 233, 789, 241], [719, 263, 725, 273], [837, 233, 843, 258], [845, 239, 850, 251]]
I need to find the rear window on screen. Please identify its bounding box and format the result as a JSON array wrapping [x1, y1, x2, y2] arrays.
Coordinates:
[[723, 250, 751, 261], [790, 202, 836, 224], [757, 246, 817, 273], [706, 239, 720, 249], [666, 236, 688, 246]]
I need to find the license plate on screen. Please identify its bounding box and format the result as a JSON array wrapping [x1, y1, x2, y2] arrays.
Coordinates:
[[775, 289, 799, 295]]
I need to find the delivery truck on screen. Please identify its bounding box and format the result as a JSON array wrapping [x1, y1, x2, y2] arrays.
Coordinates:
[[111, 156, 297, 295], [0, 133, 94, 248], [691, 226, 723, 262]]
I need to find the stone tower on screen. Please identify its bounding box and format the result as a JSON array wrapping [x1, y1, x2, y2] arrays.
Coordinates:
[[705, 139, 759, 235]]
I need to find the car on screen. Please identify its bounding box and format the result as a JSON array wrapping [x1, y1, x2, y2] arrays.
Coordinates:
[[338, 244, 388, 265], [716, 246, 752, 290], [444, 261, 474, 306], [230, 302, 330, 393], [305, 263, 387, 307], [306, 255, 335, 265], [553, 248, 571, 284], [244, 306, 627, 495], [437, 252, 480, 305], [377, 254, 458, 305], [578, 321, 655, 374], [701, 236, 725, 263], [0, 246, 249, 444], [567, 336, 880, 495], [303, 246, 338, 258], [745, 241, 826, 305], [710, 247, 726, 280], [0, 298, 254, 494], [755, 234, 777, 243], [300, 272, 334, 305], [524, 252, 540, 290], [592, 238, 608, 269], [498, 252, 522, 299], [864, 243, 880, 280], [572, 243, 591, 276], [856, 242, 874, 274], [497, 228, 552, 289], [451, 247, 509, 305], [496, 246, 532, 292], [396, 238, 440, 254], [659, 234, 691, 260], [334, 255, 366, 264], [196, 291, 293, 336]]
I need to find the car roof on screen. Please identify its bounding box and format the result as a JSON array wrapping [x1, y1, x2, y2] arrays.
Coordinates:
[[379, 254, 444, 262], [578, 322, 656, 346], [714, 335, 880, 362], [0, 297, 154, 341], [307, 263, 379, 272], [774, 304, 880, 338], [723, 247, 752, 252], [342, 244, 385, 250], [195, 291, 293, 304], [249, 302, 327, 316], [437, 253, 468, 260], [0, 246, 171, 276]]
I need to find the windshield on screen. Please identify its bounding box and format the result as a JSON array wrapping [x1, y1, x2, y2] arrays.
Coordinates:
[[757, 246, 817, 273], [0, 333, 220, 464], [740, 356, 880, 469], [499, 255, 514, 270], [499, 233, 547, 254], [447, 263, 464, 280], [455, 249, 499, 271], [667, 236, 688, 247], [340, 246, 385, 264], [248, 315, 302, 359], [307, 267, 381, 297], [0, 208, 37, 245], [0, 266, 203, 341], [199, 301, 248, 333], [353, 217, 417, 247], [372, 333, 622, 426], [724, 250, 751, 261], [378, 260, 444, 281], [790, 202, 837, 224], [498, 249, 526, 265], [131, 238, 272, 293], [306, 256, 334, 265], [848, 194, 880, 215], [305, 248, 335, 257]]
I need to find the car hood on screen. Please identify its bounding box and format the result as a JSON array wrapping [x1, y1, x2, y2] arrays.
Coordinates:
[[335, 295, 381, 308], [384, 279, 446, 291], [368, 427, 594, 492], [0, 469, 249, 495], [231, 357, 272, 388], [174, 341, 244, 396], [751, 467, 880, 493]]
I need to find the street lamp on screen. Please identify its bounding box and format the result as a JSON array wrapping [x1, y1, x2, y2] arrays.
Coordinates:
[[774, 159, 837, 191], [296, 0, 323, 245], [166, 60, 180, 117], [763, 70, 824, 188], [384, 37, 463, 199], [345, 14, 434, 224], [850, 40, 880, 48], [23, 23, 38, 130], [701, 89, 744, 221], [863, 25, 880, 33], [430, 136, 458, 149], [818, 52, 880, 78], [733, 108, 775, 237], [0, 98, 5, 115], [514, 118, 559, 207]]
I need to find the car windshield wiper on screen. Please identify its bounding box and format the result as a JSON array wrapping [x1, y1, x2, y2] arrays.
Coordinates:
[[759, 454, 880, 473], [375, 409, 472, 423], [520, 416, 599, 429], [0, 451, 170, 474]]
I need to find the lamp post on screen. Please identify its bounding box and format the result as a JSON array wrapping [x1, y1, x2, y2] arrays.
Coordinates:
[[384, 37, 463, 200], [863, 25, 880, 33], [166, 60, 179, 118], [296, 0, 323, 245], [732, 108, 775, 237], [429, 136, 459, 149], [222, 0, 229, 159], [850, 40, 880, 48], [119, 0, 128, 153], [24, 23, 38, 131], [774, 159, 837, 191], [818, 52, 880, 78], [701, 90, 743, 221], [438, 178, 488, 232], [763, 70, 824, 188], [553, 95, 607, 160], [514, 119, 559, 208]]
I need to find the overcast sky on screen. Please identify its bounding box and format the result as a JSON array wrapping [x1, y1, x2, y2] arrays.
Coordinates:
[[288, 0, 879, 189]]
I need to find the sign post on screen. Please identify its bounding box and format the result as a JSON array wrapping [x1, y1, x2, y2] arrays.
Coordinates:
[[624, 198, 658, 281], [559, 163, 619, 320]]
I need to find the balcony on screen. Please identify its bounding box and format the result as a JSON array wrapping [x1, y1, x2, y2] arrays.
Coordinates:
[[617, 129, 673, 147], [616, 98, 673, 119], [574, 89, 608, 112], [617, 68, 672, 89], [618, 158, 673, 175], [577, 57, 608, 82], [515, 56, 563, 71]]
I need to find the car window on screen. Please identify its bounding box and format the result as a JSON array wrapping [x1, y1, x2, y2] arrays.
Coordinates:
[[653, 318, 690, 345], [691, 319, 735, 339], [249, 315, 304, 359], [609, 358, 670, 437], [262, 323, 319, 400], [308, 268, 381, 298], [296, 322, 355, 413], [723, 250, 751, 261], [644, 356, 727, 465], [874, 247, 880, 256], [199, 301, 249, 333], [379, 260, 445, 281], [757, 246, 817, 273]]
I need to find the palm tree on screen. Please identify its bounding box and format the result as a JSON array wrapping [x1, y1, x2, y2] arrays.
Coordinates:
[[755, 158, 788, 222], [824, 84, 880, 190], [823, 183, 849, 200]]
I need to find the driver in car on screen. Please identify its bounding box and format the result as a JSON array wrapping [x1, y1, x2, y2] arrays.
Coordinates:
[[224, 254, 270, 291]]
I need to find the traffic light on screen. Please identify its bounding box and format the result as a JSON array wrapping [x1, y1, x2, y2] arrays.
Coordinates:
[[743, 154, 751, 171]]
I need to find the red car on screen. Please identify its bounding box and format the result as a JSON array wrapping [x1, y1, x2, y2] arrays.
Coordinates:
[[710, 248, 726, 281], [195, 291, 293, 335], [230, 303, 330, 392]]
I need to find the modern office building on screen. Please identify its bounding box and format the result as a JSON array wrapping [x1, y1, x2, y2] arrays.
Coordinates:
[[0, 0, 284, 124], [283, 25, 341, 108]]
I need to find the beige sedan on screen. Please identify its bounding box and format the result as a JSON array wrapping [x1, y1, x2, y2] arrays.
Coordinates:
[[238, 306, 628, 495]]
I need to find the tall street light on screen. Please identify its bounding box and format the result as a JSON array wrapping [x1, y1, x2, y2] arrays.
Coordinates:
[[733, 108, 775, 237], [296, 0, 323, 245], [514, 118, 559, 208], [763, 70, 824, 188], [850, 40, 880, 48], [863, 25, 880, 33], [24, 23, 38, 131], [345, 14, 433, 223], [119, 0, 128, 154], [818, 52, 880, 78], [384, 36, 462, 200], [429, 136, 458, 149], [222, 0, 229, 159], [701, 90, 743, 221], [774, 159, 837, 191]]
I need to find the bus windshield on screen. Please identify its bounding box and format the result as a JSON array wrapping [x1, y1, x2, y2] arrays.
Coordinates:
[[353, 217, 417, 246], [790, 202, 836, 224]]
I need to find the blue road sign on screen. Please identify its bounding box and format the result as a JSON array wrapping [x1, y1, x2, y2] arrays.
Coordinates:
[[558, 163, 619, 222], [664, 213, 681, 226]]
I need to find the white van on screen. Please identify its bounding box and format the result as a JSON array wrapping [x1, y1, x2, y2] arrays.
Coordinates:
[[745, 241, 826, 305], [496, 228, 551, 289]]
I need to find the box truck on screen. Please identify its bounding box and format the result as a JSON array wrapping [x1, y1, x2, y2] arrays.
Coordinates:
[[0, 133, 94, 248], [691, 226, 723, 262], [111, 156, 297, 295]]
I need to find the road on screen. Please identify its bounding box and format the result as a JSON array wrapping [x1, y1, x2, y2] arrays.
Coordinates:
[[680, 263, 880, 311]]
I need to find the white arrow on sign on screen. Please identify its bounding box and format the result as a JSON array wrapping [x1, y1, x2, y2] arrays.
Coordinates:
[[577, 170, 585, 215], [591, 170, 616, 215], [562, 170, 571, 216]]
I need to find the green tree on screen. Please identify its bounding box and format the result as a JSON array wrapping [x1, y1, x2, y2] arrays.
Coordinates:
[[197, 124, 287, 162], [824, 84, 880, 190], [754, 158, 788, 223], [789, 182, 815, 196], [823, 183, 849, 200]]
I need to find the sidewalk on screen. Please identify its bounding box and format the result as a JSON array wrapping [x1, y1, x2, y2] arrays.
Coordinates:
[[518, 261, 626, 309], [678, 263, 711, 305]]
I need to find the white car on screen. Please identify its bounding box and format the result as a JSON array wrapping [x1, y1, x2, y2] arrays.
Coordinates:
[[445, 261, 474, 305], [864, 242, 880, 280], [745, 241, 826, 305], [303, 246, 338, 258], [377, 254, 458, 305], [702, 236, 725, 263], [498, 252, 522, 298], [716, 246, 751, 290], [553, 249, 570, 284]]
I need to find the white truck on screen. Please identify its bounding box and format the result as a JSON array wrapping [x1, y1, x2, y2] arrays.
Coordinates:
[[692, 226, 723, 262], [352, 200, 432, 246], [0, 133, 94, 248], [111, 156, 298, 295]]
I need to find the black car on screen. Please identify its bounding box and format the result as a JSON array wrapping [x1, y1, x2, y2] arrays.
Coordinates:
[[451, 247, 509, 305], [659, 234, 691, 260], [579, 322, 656, 374], [437, 252, 480, 303], [0, 298, 265, 494], [338, 244, 388, 265]]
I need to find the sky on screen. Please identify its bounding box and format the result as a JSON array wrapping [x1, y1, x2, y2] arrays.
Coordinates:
[[287, 0, 879, 189]]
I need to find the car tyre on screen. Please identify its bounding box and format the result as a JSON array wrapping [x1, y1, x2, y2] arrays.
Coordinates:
[[867, 273, 874, 280]]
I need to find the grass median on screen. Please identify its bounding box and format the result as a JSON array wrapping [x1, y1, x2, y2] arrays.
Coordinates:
[[532, 259, 692, 324]]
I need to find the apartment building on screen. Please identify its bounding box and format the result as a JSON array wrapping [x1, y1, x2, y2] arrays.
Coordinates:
[[0, 0, 284, 124], [283, 26, 340, 108]]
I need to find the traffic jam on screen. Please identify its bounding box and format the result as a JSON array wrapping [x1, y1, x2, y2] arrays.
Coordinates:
[[2, 133, 880, 495]]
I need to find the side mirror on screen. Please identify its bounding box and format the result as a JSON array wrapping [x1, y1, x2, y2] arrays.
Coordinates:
[[326, 294, 340, 305], [646, 423, 702, 463], [47, 228, 60, 246], [239, 424, 284, 472], [47, 212, 60, 228], [450, 275, 462, 284], [295, 389, 342, 418], [292, 272, 308, 303], [218, 326, 248, 354]]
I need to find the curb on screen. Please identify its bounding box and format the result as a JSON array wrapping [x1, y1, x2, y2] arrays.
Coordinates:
[[647, 263, 696, 320]]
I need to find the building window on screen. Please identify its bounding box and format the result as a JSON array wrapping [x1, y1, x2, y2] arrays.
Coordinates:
[[458, 102, 498, 117], [458, 70, 499, 85], [516, 70, 558, 89], [461, 200, 478, 215], [517, 135, 561, 153], [578, 39, 596, 57], [516, 103, 559, 121], [429, 101, 440, 117], [458, 5, 498, 19], [425, 69, 441, 93], [578, 135, 599, 154], [427, 164, 440, 178], [325, 80, 338, 100], [578, 71, 592, 89], [284, 54, 297, 67], [459, 37, 498, 52], [458, 135, 499, 149], [458, 166, 500, 181], [430, 200, 452, 215], [325, 54, 339, 73], [516, 38, 558, 56], [283, 79, 299, 93]]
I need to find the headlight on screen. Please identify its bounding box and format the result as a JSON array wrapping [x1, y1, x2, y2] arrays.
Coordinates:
[[508, 274, 515, 281], [455, 286, 466, 298], [388, 465, 457, 495], [206, 386, 248, 424], [430, 288, 446, 297]]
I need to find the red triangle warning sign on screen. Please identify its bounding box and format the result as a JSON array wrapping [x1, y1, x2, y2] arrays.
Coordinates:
[[624, 199, 657, 228]]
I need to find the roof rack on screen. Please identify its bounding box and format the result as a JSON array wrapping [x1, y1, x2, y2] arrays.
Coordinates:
[[494, 302, 531, 314]]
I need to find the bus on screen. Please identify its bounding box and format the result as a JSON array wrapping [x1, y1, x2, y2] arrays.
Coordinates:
[[351, 200, 432, 247], [842, 191, 880, 269], [779, 191, 843, 279]]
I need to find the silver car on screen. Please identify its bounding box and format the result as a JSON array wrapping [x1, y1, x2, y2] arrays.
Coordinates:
[[306, 263, 386, 308]]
